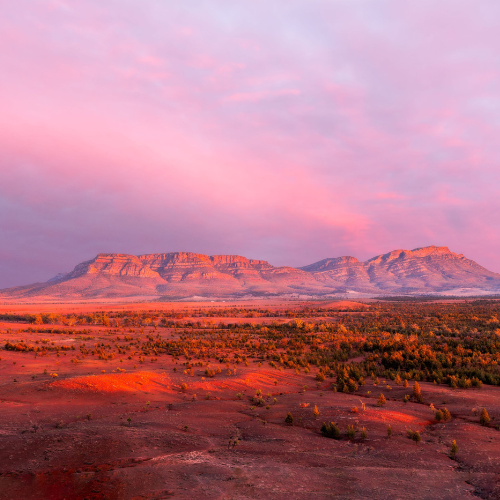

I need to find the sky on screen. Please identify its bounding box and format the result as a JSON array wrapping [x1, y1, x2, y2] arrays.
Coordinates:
[[1, 0, 500, 288]]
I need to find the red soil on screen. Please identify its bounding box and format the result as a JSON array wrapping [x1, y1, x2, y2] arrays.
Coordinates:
[[0, 303, 499, 499]]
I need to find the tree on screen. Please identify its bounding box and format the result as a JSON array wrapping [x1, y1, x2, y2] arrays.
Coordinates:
[[442, 408, 451, 422], [450, 440, 458, 459], [360, 427, 368, 440], [285, 412, 294, 426], [313, 405, 320, 419], [480, 408, 490, 426], [435, 409, 444, 422], [403, 379, 409, 388], [413, 381, 423, 403], [412, 431, 421, 445], [377, 393, 387, 406]]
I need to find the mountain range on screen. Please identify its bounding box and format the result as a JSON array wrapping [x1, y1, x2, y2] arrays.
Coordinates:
[[1, 246, 499, 300]]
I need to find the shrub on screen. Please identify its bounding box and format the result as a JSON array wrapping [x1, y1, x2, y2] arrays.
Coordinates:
[[435, 409, 444, 422], [387, 424, 392, 437], [360, 427, 368, 440], [442, 408, 451, 422], [346, 425, 356, 439], [377, 394, 387, 406], [180, 382, 188, 393], [480, 408, 490, 426], [407, 430, 421, 444], [458, 377, 472, 389], [450, 440, 458, 459], [285, 412, 294, 426], [321, 422, 340, 439], [471, 377, 483, 388], [313, 405, 320, 418], [251, 395, 265, 406]]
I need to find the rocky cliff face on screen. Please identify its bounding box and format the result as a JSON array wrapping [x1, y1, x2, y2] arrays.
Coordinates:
[[67, 254, 161, 279], [1, 246, 499, 299]]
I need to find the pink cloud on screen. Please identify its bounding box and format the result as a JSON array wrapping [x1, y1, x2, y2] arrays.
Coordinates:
[[225, 88, 301, 102], [0, 1, 500, 287]]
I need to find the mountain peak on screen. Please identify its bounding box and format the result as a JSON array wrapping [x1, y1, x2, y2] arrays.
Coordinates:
[[409, 245, 452, 256], [1, 246, 499, 300], [366, 246, 457, 265], [300, 256, 359, 272]]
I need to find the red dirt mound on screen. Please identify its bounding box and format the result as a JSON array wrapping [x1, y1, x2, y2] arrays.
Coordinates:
[[51, 371, 172, 394]]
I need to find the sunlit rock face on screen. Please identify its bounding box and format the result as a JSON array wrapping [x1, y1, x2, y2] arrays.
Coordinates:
[[1, 246, 500, 299]]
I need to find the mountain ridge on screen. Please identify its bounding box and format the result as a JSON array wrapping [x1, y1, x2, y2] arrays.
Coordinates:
[[1, 246, 499, 300]]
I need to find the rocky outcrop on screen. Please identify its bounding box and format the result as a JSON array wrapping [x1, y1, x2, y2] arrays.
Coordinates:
[[67, 254, 161, 279], [1, 246, 499, 299]]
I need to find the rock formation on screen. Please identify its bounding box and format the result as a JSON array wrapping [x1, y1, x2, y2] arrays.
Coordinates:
[[1, 246, 499, 300]]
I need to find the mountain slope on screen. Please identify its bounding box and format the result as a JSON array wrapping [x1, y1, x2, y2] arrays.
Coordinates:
[[1, 246, 499, 300], [301, 246, 500, 294]]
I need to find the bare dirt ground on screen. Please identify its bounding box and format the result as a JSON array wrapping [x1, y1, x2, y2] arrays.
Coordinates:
[[0, 300, 363, 314], [0, 302, 499, 499]]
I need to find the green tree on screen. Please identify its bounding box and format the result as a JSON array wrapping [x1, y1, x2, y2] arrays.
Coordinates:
[[285, 412, 294, 426]]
